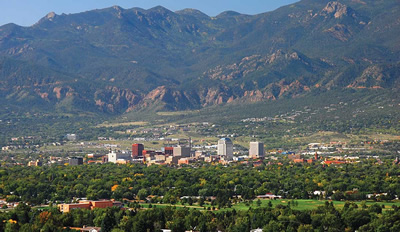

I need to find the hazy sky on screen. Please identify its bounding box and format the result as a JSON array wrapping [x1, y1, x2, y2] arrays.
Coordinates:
[[0, 0, 299, 27]]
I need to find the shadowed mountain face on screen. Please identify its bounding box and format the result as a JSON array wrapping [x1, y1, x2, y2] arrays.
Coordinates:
[[0, 0, 399, 114]]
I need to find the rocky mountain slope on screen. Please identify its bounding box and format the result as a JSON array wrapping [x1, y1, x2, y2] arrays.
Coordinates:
[[0, 0, 399, 114]]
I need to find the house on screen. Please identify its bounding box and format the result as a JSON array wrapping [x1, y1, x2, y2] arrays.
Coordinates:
[[250, 229, 263, 232], [314, 191, 325, 196], [257, 193, 282, 199], [69, 226, 101, 232], [366, 193, 388, 199]]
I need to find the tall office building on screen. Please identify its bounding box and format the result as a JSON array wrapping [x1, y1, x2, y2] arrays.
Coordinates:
[[249, 142, 264, 158], [163, 147, 174, 155], [173, 146, 191, 157], [132, 144, 144, 158], [217, 138, 233, 160]]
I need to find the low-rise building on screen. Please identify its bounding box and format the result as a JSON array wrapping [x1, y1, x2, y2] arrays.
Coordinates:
[[66, 134, 78, 141], [69, 157, 83, 166], [178, 158, 196, 165], [59, 203, 91, 213], [59, 200, 114, 213], [68, 226, 101, 232], [107, 151, 131, 163], [28, 160, 42, 167], [165, 156, 180, 165]]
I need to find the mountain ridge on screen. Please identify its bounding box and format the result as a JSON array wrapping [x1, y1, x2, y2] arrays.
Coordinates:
[[0, 0, 399, 114]]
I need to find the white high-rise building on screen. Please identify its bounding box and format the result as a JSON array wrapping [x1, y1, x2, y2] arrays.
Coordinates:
[[249, 142, 264, 158], [218, 138, 233, 160]]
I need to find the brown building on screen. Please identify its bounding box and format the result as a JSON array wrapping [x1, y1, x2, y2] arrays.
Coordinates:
[[293, 159, 305, 163], [142, 150, 155, 156], [132, 144, 144, 158], [164, 147, 174, 155], [288, 154, 302, 160], [59, 200, 114, 213], [90, 200, 113, 209], [165, 156, 180, 165], [178, 158, 195, 165], [59, 203, 91, 213]]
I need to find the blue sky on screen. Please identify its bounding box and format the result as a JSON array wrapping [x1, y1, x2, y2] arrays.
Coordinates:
[[0, 0, 299, 27]]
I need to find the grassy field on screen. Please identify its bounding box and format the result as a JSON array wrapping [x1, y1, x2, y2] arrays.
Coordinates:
[[232, 199, 400, 211], [96, 121, 149, 128], [138, 199, 400, 212], [140, 203, 204, 210], [156, 110, 199, 116]]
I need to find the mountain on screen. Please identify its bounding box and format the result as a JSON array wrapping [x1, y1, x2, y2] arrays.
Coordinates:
[[0, 0, 399, 114]]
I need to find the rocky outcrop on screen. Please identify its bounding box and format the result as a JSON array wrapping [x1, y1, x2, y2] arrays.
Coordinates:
[[203, 50, 316, 82], [347, 65, 400, 89], [325, 24, 352, 41], [94, 86, 140, 113], [321, 2, 352, 19], [53, 87, 74, 99]]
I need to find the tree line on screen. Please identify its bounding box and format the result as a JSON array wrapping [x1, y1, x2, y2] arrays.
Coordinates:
[[1, 160, 399, 205], [1, 200, 400, 231]]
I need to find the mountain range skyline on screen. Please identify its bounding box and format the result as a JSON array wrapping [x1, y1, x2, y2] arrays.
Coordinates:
[[0, 0, 399, 114], [0, 0, 299, 27]]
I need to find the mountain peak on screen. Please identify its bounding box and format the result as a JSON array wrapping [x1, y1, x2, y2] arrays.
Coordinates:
[[216, 11, 243, 18], [322, 1, 351, 18], [112, 5, 123, 11], [35, 11, 58, 25], [46, 12, 57, 20], [148, 5, 172, 13], [44, 11, 57, 21], [175, 8, 210, 18]]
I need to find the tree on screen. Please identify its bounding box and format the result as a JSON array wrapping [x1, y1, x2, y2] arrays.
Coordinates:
[[263, 220, 284, 232], [268, 201, 273, 208], [101, 209, 115, 232], [297, 224, 313, 232], [368, 204, 382, 214], [137, 189, 148, 201], [5, 221, 19, 232], [256, 199, 262, 207]]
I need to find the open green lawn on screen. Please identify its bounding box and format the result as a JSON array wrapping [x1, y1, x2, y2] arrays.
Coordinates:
[[139, 203, 204, 210], [139, 199, 400, 211], [231, 199, 400, 211]]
